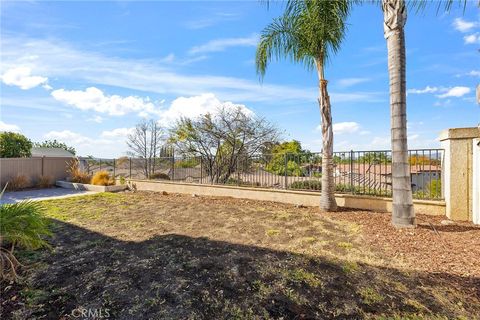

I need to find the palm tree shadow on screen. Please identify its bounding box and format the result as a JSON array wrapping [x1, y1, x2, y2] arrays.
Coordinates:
[[15, 220, 480, 320]]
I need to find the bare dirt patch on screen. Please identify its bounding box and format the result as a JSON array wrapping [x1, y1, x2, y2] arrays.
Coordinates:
[[2, 191, 479, 319]]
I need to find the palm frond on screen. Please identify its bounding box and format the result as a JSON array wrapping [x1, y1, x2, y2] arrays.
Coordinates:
[[0, 201, 51, 250], [256, 0, 352, 78]]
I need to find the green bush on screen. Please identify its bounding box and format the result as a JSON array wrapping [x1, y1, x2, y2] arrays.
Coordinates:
[[0, 132, 32, 158], [289, 181, 392, 197], [0, 196, 51, 280], [290, 180, 322, 190], [414, 179, 441, 199], [149, 172, 170, 180], [175, 158, 199, 168], [427, 179, 441, 198], [267, 160, 304, 177]]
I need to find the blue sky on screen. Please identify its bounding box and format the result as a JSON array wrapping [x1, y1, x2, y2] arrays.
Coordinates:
[[1, 1, 479, 157]]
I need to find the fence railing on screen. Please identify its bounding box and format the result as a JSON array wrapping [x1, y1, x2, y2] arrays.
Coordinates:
[[79, 148, 444, 200]]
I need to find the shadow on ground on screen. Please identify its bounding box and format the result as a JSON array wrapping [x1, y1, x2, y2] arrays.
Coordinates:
[[5, 219, 480, 320]]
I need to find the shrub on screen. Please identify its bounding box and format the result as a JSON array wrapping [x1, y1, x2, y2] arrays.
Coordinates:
[[427, 179, 441, 198], [149, 172, 170, 180], [91, 171, 114, 186], [119, 176, 126, 185], [290, 180, 322, 190], [0, 132, 32, 158], [7, 175, 30, 191], [36, 175, 53, 188], [175, 158, 199, 168], [0, 187, 51, 280], [66, 158, 91, 184], [266, 159, 305, 177]]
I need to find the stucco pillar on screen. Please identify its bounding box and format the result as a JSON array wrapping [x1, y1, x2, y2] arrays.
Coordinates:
[[473, 138, 480, 224], [439, 127, 480, 221]]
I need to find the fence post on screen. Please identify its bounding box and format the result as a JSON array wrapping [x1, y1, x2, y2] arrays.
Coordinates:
[[350, 150, 354, 193], [171, 149, 175, 180], [41, 156, 45, 176], [99, 159, 102, 171], [113, 159, 116, 179], [284, 153, 288, 189], [200, 157, 203, 184], [129, 158, 132, 178], [236, 159, 240, 186]]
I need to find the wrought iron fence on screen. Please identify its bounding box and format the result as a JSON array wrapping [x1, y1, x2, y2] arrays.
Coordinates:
[[78, 148, 444, 200]]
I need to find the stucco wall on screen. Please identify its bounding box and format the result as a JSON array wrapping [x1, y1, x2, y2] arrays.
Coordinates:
[[440, 127, 480, 221], [125, 179, 445, 216]]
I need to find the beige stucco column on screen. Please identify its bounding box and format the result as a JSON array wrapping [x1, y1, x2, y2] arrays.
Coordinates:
[[439, 127, 480, 221]]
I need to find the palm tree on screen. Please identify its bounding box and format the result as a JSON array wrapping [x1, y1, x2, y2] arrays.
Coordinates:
[[256, 0, 352, 211], [381, 0, 414, 227], [381, 0, 465, 227]]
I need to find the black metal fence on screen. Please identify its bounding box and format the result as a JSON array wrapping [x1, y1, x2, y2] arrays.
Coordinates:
[[78, 148, 444, 200]]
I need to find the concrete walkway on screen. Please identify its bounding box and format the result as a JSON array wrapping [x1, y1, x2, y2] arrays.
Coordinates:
[[0, 187, 98, 204]]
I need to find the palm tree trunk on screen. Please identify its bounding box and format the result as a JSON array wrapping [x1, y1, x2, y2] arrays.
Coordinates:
[[382, 0, 415, 227], [316, 59, 337, 212]]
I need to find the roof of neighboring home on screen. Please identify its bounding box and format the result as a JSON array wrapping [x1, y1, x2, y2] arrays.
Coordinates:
[[31, 147, 74, 158], [334, 163, 441, 175]]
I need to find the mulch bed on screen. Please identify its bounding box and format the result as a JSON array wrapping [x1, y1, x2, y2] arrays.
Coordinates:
[[325, 210, 480, 278]]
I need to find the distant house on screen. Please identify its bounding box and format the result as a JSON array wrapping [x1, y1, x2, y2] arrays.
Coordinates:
[[31, 147, 75, 158], [333, 163, 441, 192]]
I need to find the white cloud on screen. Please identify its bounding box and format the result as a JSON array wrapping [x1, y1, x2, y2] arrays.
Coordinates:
[[408, 134, 419, 141], [100, 127, 134, 138], [467, 70, 480, 77], [157, 93, 254, 126], [43, 130, 128, 157], [51, 87, 162, 116], [332, 122, 360, 135], [464, 33, 480, 44], [184, 12, 240, 30], [452, 18, 478, 33], [0, 121, 20, 132], [434, 99, 452, 107], [407, 86, 439, 94], [408, 86, 471, 99], [1, 66, 48, 90], [88, 115, 103, 123], [370, 136, 390, 149], [437, 86, 470, 98], [316, 121, 363, 135], [1, 35, 383, 105], [189, 34, 258, 55], [337, 78, 370, 88], [44, 130, 93, 145]]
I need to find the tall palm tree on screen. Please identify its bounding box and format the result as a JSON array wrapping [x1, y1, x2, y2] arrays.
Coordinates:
[[382, 0, 414, 227], [256, 0, 352, 212], [381, 0, 465, 227]]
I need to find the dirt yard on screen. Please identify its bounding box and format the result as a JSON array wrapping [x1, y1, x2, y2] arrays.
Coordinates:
[[2, 191, 479, 319]]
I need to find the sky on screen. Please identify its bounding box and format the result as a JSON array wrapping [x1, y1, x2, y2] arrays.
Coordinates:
[[0, 1, 479, 158]]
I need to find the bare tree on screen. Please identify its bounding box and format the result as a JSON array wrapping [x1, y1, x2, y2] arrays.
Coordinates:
[[170, 106, 279, 184], [127, 120, 168, 178]]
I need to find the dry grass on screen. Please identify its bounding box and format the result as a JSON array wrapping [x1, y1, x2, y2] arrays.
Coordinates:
[[90, 170, 114, 186], [66, 158, 90, 184], [3, 191, 479, 319], [6, 175, 29, 191], [35, 175, 53, 188]]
